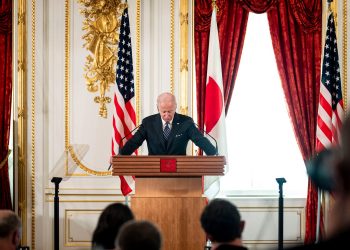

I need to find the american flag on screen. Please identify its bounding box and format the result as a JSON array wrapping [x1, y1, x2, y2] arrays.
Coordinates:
[[112, 4, 136, 196], [316, 12, 344, 152], [306, 11, 344, 244]]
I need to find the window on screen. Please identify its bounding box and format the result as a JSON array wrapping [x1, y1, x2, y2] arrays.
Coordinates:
[[220, 13, 307, 197]]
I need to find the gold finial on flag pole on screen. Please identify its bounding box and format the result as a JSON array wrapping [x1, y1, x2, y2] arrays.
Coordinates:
[[212, 0, 219, 12], [327, 0, 338, 36], [327, 0, 336, 14], [327, 0, 332, 13]]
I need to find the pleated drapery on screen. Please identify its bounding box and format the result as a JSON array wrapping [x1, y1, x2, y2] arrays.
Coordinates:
[[194, 0, 322, 243]]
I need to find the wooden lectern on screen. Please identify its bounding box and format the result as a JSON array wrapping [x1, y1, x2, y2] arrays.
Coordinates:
[[112, 155, 225, 250]]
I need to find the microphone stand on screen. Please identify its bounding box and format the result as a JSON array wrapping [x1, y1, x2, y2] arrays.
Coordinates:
[[51, 177, 63, 250], [276, 177, 286, 250], [194, 122, 218, 155]]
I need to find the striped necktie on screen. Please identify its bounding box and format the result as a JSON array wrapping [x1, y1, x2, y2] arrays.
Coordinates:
[[163, 122, 171, 140]]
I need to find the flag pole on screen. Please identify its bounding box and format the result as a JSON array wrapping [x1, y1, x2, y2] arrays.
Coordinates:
[[313, 0, 344, 244], [315, 1, 332, 243], [315, 188, 321, 242], [125, 195, 129, 206]]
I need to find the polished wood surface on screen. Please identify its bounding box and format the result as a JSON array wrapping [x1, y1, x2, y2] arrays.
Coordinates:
[[130, 177, 207, 250], [135, 177, 203, 197], [132, 196, 206, 250], [112, 155, 225, 176], [111, 156, 225, 250]]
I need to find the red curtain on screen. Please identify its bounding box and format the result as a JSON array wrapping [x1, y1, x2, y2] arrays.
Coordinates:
[[238, 0, 278, 13], [194, 0, 249, 130], [195, 0, 322, 244], [0, 0, 13, 209], [267, 0, 322, 243]]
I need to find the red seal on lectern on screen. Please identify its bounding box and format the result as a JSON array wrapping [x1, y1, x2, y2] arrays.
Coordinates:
[[160, 158, 177, 172]]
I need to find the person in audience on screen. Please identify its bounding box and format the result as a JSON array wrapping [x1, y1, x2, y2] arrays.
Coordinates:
[[91, 203, 134, 250], [0, 210, 21, 250], [119, 92, 217, 155], [115, 220, 162, 250], [200, 198, 248, 250], [287, 114, 350, 249]]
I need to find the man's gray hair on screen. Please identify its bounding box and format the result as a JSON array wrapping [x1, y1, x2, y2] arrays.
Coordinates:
[[157, 92, 177, 106]]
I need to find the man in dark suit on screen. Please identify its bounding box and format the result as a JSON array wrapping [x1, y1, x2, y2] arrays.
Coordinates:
[[119, 92, 217, 155]]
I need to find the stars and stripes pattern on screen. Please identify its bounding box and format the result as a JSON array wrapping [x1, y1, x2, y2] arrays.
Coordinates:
[[316, 12, 344, 152], [112, 4, 136, 196]]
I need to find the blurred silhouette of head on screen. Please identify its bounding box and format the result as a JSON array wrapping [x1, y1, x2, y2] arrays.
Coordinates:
[[306, 147, 338, 192], [307, 114, 350, 237], [307, 114, 350, 194], [115, 220, 162, 250], [0, 210, 22, 250], [334, 115, 350, 194], [92, 203, 134, 250], [200, 198, 244, 243]]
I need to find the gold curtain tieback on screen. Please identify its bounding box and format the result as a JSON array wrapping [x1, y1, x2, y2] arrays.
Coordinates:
[[0, 150, 12, 170]]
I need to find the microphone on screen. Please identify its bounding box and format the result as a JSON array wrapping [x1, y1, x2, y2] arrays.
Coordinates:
[[108, 124, 141, 171], [118, 124, 142, 154], [194, 122, 218, 156]]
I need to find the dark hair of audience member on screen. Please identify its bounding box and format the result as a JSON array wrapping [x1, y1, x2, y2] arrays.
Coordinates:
[[116, 220, 162, 250], [91, 203, 134, 250], [200, 198, 242, 242], [0, 210, 22, 249], [0, 211, 21, 238]]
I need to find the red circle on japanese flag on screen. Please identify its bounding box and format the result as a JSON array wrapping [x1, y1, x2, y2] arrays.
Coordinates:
[[205, 76, 223, 133]]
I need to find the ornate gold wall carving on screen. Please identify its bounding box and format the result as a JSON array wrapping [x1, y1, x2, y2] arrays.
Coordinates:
[[78, 0, 126, 118], [342, 0, 347, 110], [63, 0, 143, 176], [136, 0, 141, 123], [30, 0, 36, 247], [331, 0, 348, 111], [179, 0, 189, 115], [65, 0, 111, 176], [170, 0, 175, 93], [18, 0, 28, 245]]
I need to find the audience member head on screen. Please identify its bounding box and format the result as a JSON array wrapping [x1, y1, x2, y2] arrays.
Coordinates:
[[115, 220, 162, 250], [200, 199, 245, 244], [91, 203, 134, 250], [157, 92, 177, 122], [307, 114, 350, 237], [285, 116, 350, 250], [0, 210, 21, 250], [335, 114, 350, 194], [327, 114, 350, 236]]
